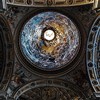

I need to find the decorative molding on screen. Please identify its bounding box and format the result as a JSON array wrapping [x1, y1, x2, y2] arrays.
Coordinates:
[[0, 14, 14, 92], [12, 79, 87, 100], [6, 0, 94, 7], [87, 14, 100, 97]]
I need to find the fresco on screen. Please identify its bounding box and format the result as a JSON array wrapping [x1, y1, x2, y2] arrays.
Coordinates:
[[20, 11, 80, 70]]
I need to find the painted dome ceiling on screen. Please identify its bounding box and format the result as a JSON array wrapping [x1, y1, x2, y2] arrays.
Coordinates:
[[20, 11, 80, 70]]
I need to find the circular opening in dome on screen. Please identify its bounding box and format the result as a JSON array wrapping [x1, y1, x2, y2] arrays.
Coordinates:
[[44, 29, 55, 41], [19, 11, 81, 71]]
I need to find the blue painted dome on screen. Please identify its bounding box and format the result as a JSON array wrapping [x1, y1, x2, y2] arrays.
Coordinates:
[[20, 11, 80, 70]]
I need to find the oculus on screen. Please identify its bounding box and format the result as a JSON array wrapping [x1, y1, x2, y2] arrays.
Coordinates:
[[43, 29, 55, 41]]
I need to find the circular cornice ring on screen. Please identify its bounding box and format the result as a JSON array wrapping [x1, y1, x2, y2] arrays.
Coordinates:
[[14, 8, 86, 77]]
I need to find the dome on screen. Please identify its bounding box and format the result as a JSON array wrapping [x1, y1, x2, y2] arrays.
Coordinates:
[[20, 11, 80, 71]]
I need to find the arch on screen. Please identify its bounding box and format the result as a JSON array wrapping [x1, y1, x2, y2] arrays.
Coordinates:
[[0, 14, 14, 91], [12, 79, 87, 100], [87, 14, 100, 96]]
